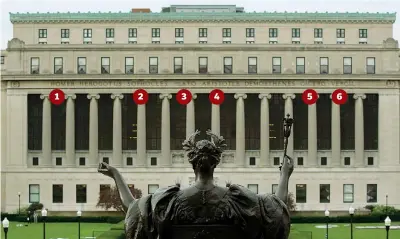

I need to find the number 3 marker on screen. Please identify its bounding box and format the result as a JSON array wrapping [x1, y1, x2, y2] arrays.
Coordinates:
[[209, 89, 225, 105], [176, 89, 192, 105], [49, 89, 65, 105], [332, 89, 348, 105], [302, 89, 318, 105], [133, 89, 149, 105]]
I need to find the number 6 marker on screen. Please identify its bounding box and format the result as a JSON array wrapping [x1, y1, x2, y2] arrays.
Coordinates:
[[133, 89, 149, 105], [209, 89, 225, 105], [176, 89, 192, 105], [332, 89, 348, 105]]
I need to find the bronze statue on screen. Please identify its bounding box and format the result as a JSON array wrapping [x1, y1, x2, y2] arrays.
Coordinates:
[[98, 115, 294, 239]]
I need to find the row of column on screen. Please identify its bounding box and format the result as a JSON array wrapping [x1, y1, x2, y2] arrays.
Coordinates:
[[39, 93, 366, 167]]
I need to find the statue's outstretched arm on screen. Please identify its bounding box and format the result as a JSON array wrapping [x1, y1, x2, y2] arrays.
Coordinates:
[[275, 155, 294, 205], [98, 162, 134, 213]]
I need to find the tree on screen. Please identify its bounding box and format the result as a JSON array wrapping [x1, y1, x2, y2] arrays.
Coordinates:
[[96, 185, 142, 212], [287, 192, 296, 212]]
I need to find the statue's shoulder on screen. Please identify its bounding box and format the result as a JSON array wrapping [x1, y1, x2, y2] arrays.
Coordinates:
[[150, 185, 180, 208], [227, 184, 258, 200]]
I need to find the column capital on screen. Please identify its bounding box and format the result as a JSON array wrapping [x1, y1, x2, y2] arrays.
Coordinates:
[[87, 94, 100, 100], [192, 93, 197, 100], [258, 93, 272, 100], [353, 94, 366, 100], [40, 94, 49, 99], [159, 93, 172, 100], [282, 94, 296, 100], [234, 93, 247, 99], [111, 93, 124, 100], [65, 94, 76, 100]]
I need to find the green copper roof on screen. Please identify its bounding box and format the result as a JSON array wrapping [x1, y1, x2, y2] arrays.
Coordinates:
[[9, 11, 396, 23]]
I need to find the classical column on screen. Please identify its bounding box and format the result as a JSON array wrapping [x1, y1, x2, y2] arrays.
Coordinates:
[[330, 94, 341, 167], [186, 94, 197, 138], [282, 94, 295, 157], [111, 94, 124, 167], [87, 94, 100, 166], [40, 94, 52, 166], [259, 94, 271, 167], [354, 94, 366, 167], [235, 93, 247, 166], [308, 96, 318, 166], [65, 94, 76, 166], [160, 93, 172, 166], [136, 104, 146, 166], [211, 105, 220, 136]]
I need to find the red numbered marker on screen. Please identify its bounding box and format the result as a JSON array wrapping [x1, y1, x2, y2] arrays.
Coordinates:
[[302, 89, 318, 105], [132, 89, 149, 105], [49, 89, 65, 105], [176, 89, 192, 105], [332, 89, 348, 105], [209, 89, 225, 105]]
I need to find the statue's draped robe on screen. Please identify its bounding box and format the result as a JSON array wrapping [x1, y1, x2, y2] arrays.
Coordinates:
[[125, 184, 290, 239]]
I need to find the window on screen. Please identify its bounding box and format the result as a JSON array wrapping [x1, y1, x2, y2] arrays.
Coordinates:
[[30, 57, 40, 74], [297, 157, 303, 166], [61, 29, 69, 38], [199, 57, 208, 74], [149, 57, 158, 74], [128, 28, 137, 38], [99, 185, 111, 203], [38, 29, 47, 38], [319, 184, 330, 203], [150, 157, 157, 166], [83, 29, 92, 38], [320, 57, 329, 74], [32, 157, 39, 166], [343, 184, 354, 203], [249, 157, 256, 166], [343, 57, 352, 74], [1, 56, 4, 64], [366, 57, 375, 74], [272, 184, 278, 194], [367, 157, 374, 165], [344, 157, 351, 166], [29, 184, 40, 203], [269, 28, 278, 38], [321, 157, 327, 165], [175, 28, 184, 37], [102, 157, 109, 164], [296, 184, 307, 203], [359, 29, 368, 38], [174, 57, 183, 74], [105, 28, 114, 38], [272, 57, 281, 74], [77, 57, 87, 74], [296, 57, 305, 74], [125, 57, 134, 74], [52, 184, 63, 203], [314, 28, 323, 38], [222, 28, 231, 37], [101, 57, 110, 74], [56, 157, 62, 166], [79, 157, 85, 166], [248, 184, 258, 194], [292, 28, 300, 38], [273, 157, 280, 165], [367, 184, 377, 203], [152, 28, 160, 38], [246, 28, 255, 37], [199, 28, 207, 37], [54, 57, 63, 74], [148, 184, 159, 194], [76, 184, 87, 203], [337, 29, 345, 38], [126, 157, 133, 166], [223, 57, 233, 74], [248, 57, 257, 74]]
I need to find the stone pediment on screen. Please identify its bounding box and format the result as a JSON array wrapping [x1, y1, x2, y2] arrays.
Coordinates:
[[383, 38, 399, 48], [7, 38, 25, 49]]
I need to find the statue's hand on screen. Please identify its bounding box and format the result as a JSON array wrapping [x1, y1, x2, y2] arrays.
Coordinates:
[[98, 162, 116, 178], [281, 155, 294, 178]]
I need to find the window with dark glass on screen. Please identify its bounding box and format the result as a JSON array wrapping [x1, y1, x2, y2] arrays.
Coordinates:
[[321, 157, 327, 165], [292, 28, 300, 38], [174, 57, 183, 74], [314, 28, 323, 38], [52, 184, 63, 203], [343, 57, 352, 74], [222, 28, 231, 37], [30, 57, 40, 74], [129, 28, 137, 38], [272, 57, 281, 73], [320, 57, 329, 74], [367, 184, 377, 203], [101, 57, 110, 74], [61, 29, 69, 38], [76, 184, 87, 203], [319, 184, 330, 203], [248, 184, 258, 194], [223, 57, 232, 74], [79, 157, 85, 166], [150, 157, 157, 166], [367, 157, 374, 165], [344, 157, 351, 165], [297, 157, 303, 165], [359, 29, 368, 38], [272, 184, 278, 194], [106, 28, 114, 38], [199, 28, 207, 37], [248, 57, 257, 74], [366, 57, 375, 74], [56, 157, 62, 166], [175, 28, 184, 37], [29, 184, 40, 203], [296, 57, 305, 74], [83, 29, 92, 38], [102, 157, 109, 164], [246, 28, 255, 37], [364, 94, 378, 150], [77, 57, 87, 74], [337, 29, 345, 38], [199, 57, 208, 73], [148, 184, 159, 194], [343, 184, 354, 203], [269, 28, 278, 38], [152, 28, 160, 37], [126, 157, 133, 166], [149, 57, 158, 74], [32, 157, 39, 166], [296, 184, 307, 203], [0, 56, 4, 64], [38, 29, 47, 38], [99, 184, 111, 203], [125, 57, 134, 74], [249, 157, 256, 165], [273, 157, 280, 165], [54, 57, 63, 74]]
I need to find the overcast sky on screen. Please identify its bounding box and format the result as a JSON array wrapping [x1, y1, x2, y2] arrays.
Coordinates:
[[0, 0, 399, 49]]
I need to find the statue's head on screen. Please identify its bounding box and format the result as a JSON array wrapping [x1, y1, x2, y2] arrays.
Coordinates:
[[182, 130, 227, 175]]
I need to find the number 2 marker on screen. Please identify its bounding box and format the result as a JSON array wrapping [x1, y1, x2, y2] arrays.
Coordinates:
[[133, 89, 149, 105]]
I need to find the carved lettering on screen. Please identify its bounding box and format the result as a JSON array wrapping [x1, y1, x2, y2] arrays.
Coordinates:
[[244, 80, 296, 87], [50, 81, 75, 87]]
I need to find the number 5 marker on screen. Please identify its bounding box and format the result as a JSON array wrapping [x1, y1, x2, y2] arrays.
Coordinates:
[[302, 89, 318, 105]]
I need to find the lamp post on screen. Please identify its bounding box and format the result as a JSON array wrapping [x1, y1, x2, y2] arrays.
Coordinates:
[[349, 206, 355, 239], [77, 210, 82, 239], [325, 210, 330, 239], [2, 217, 9, 239], [385, 216, 391, 239], [41, 208, 47, 239], [18, 192, 21, 215]]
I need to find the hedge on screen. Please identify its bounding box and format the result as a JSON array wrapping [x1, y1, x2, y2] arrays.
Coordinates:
[[0, 213, 123, 223]]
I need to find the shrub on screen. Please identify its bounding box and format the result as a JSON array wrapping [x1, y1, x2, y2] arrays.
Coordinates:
[[371, 205, 400, 216], [287, 192, 296, 212], [97, 185, 142, 212], [27, 202, 43, 213]]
